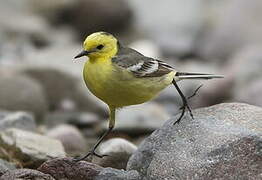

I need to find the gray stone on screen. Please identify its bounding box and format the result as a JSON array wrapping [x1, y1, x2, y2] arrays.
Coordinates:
[[0, 111, 36, 132], [95, 168, 141, 180], [93, 138, 137, 169], [0, 72, 48, 121], [0, 169, 55, 180], [99, 103, 169, 135], [127, 103, 262, 180], [46, 124, 87, 156], [38, 157, 103, 180], [0, 128, 66, 168], [0, 159, 16, 177]]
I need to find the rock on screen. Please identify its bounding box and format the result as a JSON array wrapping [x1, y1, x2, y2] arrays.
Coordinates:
[[99, 103, 169, 135], [235, 79, 262, 107], [0, 169, 55, 180], [38, 157, 141, 180], [0, 128, 66, 168], [200, 0, 262, 60], [0, 111, 36, 132], [95, 168, 141, 180], [129, 0, 206, 58], [46, 124, 87, 156], [0, 159, 16, 177], [93, 138, 137, 169], [0, 72, 48, 121], [69, 0, 133, 39], [21, 67, 78, 111], [127, 103, 262, 180], [38, 157, 103, 180]]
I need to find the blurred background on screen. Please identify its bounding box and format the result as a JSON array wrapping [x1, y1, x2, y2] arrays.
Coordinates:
[[0, 0, 262, 162]]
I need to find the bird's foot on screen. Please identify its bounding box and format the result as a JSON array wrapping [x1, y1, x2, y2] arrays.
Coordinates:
[[74, 150, 107, 162]]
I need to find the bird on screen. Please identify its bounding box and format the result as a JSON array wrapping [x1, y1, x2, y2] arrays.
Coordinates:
[[74, 32, 223, 160]]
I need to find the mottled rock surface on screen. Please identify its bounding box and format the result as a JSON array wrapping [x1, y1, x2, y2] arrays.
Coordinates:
[[38, 157, 103, 180], [38, 157, 141, 180], [0, 169, 55, 180], [0, 128, 66, 168], [127, 103, 262, 180]]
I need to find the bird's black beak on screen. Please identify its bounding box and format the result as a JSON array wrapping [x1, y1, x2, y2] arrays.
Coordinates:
[[74, 50, 91, 59]]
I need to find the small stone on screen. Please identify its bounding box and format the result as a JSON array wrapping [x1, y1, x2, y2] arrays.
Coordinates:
[[127, 103, 262, 180], [0, 111, 36, 132], [38, 157, 102, 180], [46, 124, 87, 156], [93, 138, 137, 169], [0, 128, 66, 168], [0, 169, 55, 180], [0, 159, 16, 177], [99, 103, 169, 135]]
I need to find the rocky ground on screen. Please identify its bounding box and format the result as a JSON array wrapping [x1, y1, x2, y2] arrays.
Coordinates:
[[0, 0, 262, 180]]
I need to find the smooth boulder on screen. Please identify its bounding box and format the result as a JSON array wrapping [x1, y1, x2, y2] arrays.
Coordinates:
[[127, 103, 262, 180]]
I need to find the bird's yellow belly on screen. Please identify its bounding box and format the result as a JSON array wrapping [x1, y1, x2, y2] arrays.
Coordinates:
[[83, 60, 175, 108]]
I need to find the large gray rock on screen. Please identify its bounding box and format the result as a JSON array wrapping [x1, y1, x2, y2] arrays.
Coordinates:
[[95, 168, 141, 180], [127, 103, 262, 180], [0, 111, 36, 132], [0, 128, 66, 168], [0, 72, 48, 121], [0, 169, 55, 180]]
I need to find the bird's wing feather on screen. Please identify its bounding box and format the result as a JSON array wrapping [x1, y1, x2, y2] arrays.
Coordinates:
[[112, 47, 174, 78]]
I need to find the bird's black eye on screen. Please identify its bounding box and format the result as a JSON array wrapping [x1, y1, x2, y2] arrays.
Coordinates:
[[96, 44, 104, 50]]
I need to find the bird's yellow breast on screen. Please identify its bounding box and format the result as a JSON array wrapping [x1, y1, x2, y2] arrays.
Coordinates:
[[83, 58, 175, 108]]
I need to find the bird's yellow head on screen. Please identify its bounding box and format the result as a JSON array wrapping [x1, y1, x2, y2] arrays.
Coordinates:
[[75, 32, 118, 60]]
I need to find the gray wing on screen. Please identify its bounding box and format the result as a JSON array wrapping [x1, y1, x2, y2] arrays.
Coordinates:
[[112, 47, 174, 78]]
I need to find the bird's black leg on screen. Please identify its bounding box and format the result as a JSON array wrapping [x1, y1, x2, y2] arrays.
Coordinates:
[[187, 84, 203, 100], [74, 127, 113, 161], [74, 107, 116, 161], [172, 79, 194, 124]]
